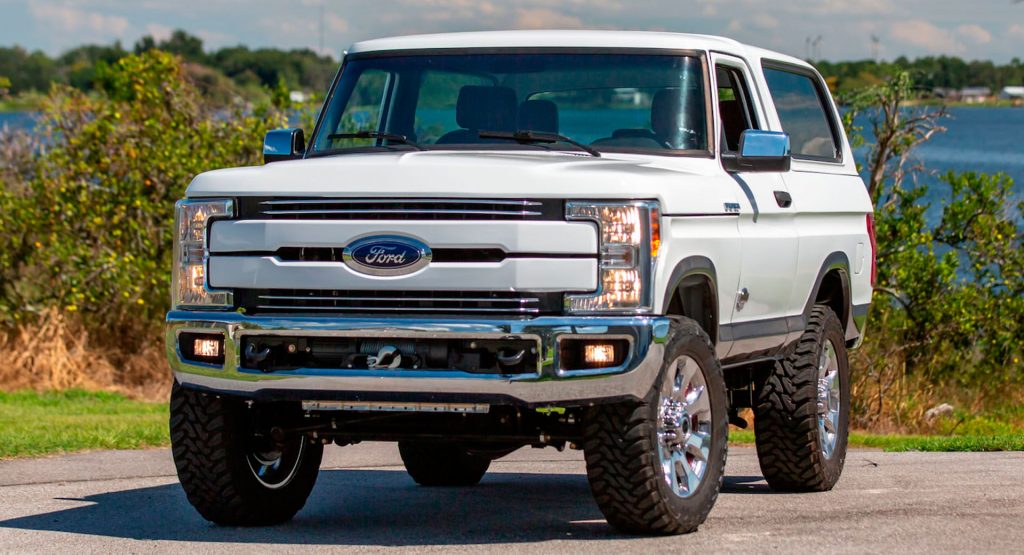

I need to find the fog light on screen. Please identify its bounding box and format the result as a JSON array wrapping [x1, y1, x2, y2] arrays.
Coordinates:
[[584, 344, 616, 366], [559, 338, 629, 371], [180, 332, 225, 365], [194, 338, 220, 358]]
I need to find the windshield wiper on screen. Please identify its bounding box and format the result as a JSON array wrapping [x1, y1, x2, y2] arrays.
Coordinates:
[[477, 129, 601, 157], [327, 131, 425, 150]]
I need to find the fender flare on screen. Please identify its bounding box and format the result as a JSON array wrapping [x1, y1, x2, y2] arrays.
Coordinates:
[[799, 251, 854, 340], [661, 256, 719, 344]]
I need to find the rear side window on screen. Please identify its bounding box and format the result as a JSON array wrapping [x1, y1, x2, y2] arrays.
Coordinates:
[[762, 66, 839, 161]]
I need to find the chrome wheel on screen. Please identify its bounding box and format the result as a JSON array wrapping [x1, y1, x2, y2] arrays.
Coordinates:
[[246, 436, 307, 490], [657, 355, 713, 498], [817, 340, 841, 459]]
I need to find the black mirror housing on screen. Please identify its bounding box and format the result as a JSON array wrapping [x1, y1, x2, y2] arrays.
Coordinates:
[[722, 129, 791, 173], [263, 128, 306, 164]]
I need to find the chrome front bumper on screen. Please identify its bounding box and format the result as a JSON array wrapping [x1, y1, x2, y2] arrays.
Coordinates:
[[166, 311, 670, 407]]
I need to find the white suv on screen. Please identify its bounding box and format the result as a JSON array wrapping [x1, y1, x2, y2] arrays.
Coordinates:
[[166, 31, 874, 534]]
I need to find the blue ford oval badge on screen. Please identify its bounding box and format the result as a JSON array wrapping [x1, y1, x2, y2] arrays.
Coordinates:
[[342, 235, 431, 276]]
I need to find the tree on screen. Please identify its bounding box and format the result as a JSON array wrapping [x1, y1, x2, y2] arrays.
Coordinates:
[[0, 51, 286, 333], [843, 72, 1023, 388]]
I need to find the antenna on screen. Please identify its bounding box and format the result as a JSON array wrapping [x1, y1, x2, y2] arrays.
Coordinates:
[[870, 34, 880, 62], [812, 35, 823, 60]]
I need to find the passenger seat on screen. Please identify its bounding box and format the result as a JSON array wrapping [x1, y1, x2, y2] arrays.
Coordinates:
[[518, 99, 559, 135]]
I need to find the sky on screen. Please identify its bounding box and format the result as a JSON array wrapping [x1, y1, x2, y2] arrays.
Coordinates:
[[1, 0, 1023, 63]]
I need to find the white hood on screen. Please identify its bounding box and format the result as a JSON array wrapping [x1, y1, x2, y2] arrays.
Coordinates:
[[186, 151, 737, 215]]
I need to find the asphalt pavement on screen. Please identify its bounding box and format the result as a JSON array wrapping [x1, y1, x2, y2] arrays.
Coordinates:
[[0, 442, 1022, 553]]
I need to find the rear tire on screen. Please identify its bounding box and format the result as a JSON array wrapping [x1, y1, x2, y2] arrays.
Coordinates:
[[754, 305, 850, 491], [170, 382, 323, 525], [582, 317, 728, 535], [398, 441, 491, 486]]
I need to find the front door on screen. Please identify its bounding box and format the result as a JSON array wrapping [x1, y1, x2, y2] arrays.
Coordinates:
[[712, 54, 800, 360]]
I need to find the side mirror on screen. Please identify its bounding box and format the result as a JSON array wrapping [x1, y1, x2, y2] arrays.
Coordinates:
[[263, 128, 305, 164], [723, 130, 791, 173]]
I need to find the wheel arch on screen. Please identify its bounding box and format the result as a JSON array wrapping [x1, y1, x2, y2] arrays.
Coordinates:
[[801, 252, 854, 343], [661, 256, 720, 345]]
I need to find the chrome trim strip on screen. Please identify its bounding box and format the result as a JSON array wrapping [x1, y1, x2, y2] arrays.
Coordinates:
[[261, 209, 543, 216], [166, 311, 671, 406], [258, 201, 544, 207], [258, 295, 539, 304], [254, 305, 541, 313]]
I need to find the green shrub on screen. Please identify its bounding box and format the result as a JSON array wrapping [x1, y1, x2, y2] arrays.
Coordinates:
[[0, 51, 285, 334], [844, 72, 1023, 431]]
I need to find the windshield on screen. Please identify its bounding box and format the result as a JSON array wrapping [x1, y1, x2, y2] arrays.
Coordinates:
[[310, 52, 709, 156]]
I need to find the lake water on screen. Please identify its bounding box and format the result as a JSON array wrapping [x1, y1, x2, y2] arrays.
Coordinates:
[[0, 112, 36, 132], [3, 107, 1022, 202]]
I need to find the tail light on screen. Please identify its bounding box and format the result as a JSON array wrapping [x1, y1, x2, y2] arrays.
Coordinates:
[[866, 213, 877, 286]]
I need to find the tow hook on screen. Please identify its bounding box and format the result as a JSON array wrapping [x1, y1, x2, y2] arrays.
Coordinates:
[[367, 345, 402, 369], [497, 348, 526, 368], [245, 342, 272, 368]]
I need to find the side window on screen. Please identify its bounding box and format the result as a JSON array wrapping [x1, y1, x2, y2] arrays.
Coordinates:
[[715, 65, 758, 152], [763, 66, 839, 160], [317, 69, 390, 150]]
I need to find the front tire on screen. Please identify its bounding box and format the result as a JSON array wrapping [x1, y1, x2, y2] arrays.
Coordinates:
[[398, 441, 491, 486], [170, 382, 323, 525], [582, 317, 728, 535], [754, 305, 850, 491]]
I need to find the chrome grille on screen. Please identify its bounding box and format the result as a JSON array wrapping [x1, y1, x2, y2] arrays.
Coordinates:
[[236, 197, 563, 221], [237, 289, 562, 315]]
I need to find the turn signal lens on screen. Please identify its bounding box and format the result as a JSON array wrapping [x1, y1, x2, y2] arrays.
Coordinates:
[[650, 207, 661, 258]]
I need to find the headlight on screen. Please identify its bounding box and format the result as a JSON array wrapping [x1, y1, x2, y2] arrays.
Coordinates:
[[172, 199, 233, 309], [566, 201, 660, 313]]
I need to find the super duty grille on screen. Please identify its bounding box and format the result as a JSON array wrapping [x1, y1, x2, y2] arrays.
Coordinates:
[[236, 197, 564, 221], [236, 289, 563, 316]]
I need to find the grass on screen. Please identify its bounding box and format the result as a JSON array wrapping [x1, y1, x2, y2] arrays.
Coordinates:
[[0, 389, 168, 459], [729, 429, 1024, 452], [0, 390, 1020, 459]]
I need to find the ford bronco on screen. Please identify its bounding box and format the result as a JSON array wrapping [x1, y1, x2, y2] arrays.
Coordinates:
[[167, 31, 874, 534]]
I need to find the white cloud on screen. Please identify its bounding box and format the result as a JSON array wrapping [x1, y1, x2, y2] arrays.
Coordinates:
[[956, 24, 992, 45], [325, 13, 349, 34], [751, 14, 779, 30], [514, 8, 585, 29], [889, 19, 963, 54], [807, 0, 895, 16], [29, 0, 130, 38], [7, 0, 1022, 62], [144, 23, 173, 42]]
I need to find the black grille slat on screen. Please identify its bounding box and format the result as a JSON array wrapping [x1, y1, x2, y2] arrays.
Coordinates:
[[238, 289, 562, 316], [273, 247, 507, 263], [237, 197, 563, 221]]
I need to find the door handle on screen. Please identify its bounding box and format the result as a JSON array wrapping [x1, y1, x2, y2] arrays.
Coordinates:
[[774, 190, 792, 208]]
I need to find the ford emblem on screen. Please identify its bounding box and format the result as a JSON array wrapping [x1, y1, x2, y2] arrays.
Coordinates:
[[342, 235, 431, 276]]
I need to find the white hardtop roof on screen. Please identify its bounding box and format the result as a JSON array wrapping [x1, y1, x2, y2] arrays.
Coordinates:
[[348, 30, 810, 68]]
